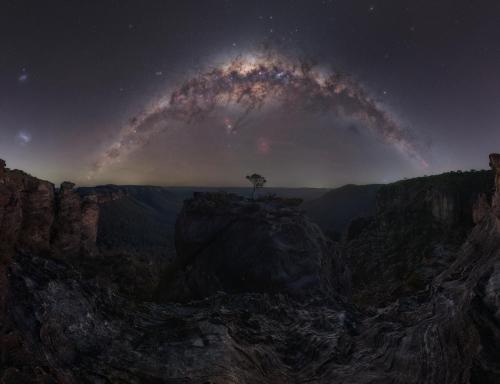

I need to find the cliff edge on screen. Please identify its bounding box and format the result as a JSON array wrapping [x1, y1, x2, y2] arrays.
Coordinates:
[[0, 156, 498, 383]]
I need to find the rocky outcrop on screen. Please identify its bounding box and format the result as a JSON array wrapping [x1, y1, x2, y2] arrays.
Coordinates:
[[78, 184, 128, 204], [0, 161, 101, 383], [157, 192, 350, 302], [343, 169, 494, 306], [51, 181, 83, 258], [50, 182, 98, 258], [0, 168, 55, 258], [0, 160, 99, 260], [0, 156, 499, 383]]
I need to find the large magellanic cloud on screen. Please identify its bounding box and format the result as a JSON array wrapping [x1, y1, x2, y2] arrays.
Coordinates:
[[91, 52, 427, 177]]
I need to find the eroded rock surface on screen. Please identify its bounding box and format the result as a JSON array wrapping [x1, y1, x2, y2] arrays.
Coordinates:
[[0, 157, 499, 383], [0, 164, 99, 261], [343, 169, 494, 306]]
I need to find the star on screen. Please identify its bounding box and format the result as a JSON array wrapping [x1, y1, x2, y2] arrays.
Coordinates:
[[224, 117, 234, 134]]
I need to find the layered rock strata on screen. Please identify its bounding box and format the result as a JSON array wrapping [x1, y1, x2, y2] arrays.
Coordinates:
[[0, 156, 499, 383], [0, 161, 99, 260]]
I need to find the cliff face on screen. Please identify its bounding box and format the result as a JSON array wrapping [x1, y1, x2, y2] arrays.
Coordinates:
[[0, 156, 499, 383], [343, 169, 494, 306], [490, 153, 500, 222], [0, 160, 99, 260], [157, 193, 350, 302], [0, 167, 54, 258]]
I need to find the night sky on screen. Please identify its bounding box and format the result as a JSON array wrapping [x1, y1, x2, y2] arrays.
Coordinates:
[[1, 0, 500, 187]]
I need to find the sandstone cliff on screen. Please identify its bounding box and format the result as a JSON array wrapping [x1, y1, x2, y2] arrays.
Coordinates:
[[156, 192, 350, 302], [343, 169, 493, 306], [0, 160, 99, 260], [0, 156, 499, 383]]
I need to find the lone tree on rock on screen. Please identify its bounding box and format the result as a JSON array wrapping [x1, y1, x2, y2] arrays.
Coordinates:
[[246, 173, 267, 199]]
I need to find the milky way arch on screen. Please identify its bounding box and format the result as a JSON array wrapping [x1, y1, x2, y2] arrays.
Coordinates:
[[91, 53, 427, 177]]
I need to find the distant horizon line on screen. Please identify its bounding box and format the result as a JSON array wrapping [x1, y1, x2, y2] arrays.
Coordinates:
[[2, 163, 492, 191], [73, 168, 493, 190]]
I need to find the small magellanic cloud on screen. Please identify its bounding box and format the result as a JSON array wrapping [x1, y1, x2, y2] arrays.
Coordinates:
[[16, 131, 32, 145]]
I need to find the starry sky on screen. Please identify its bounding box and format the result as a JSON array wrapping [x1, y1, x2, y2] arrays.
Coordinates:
[[1, 0, 500, 187]]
